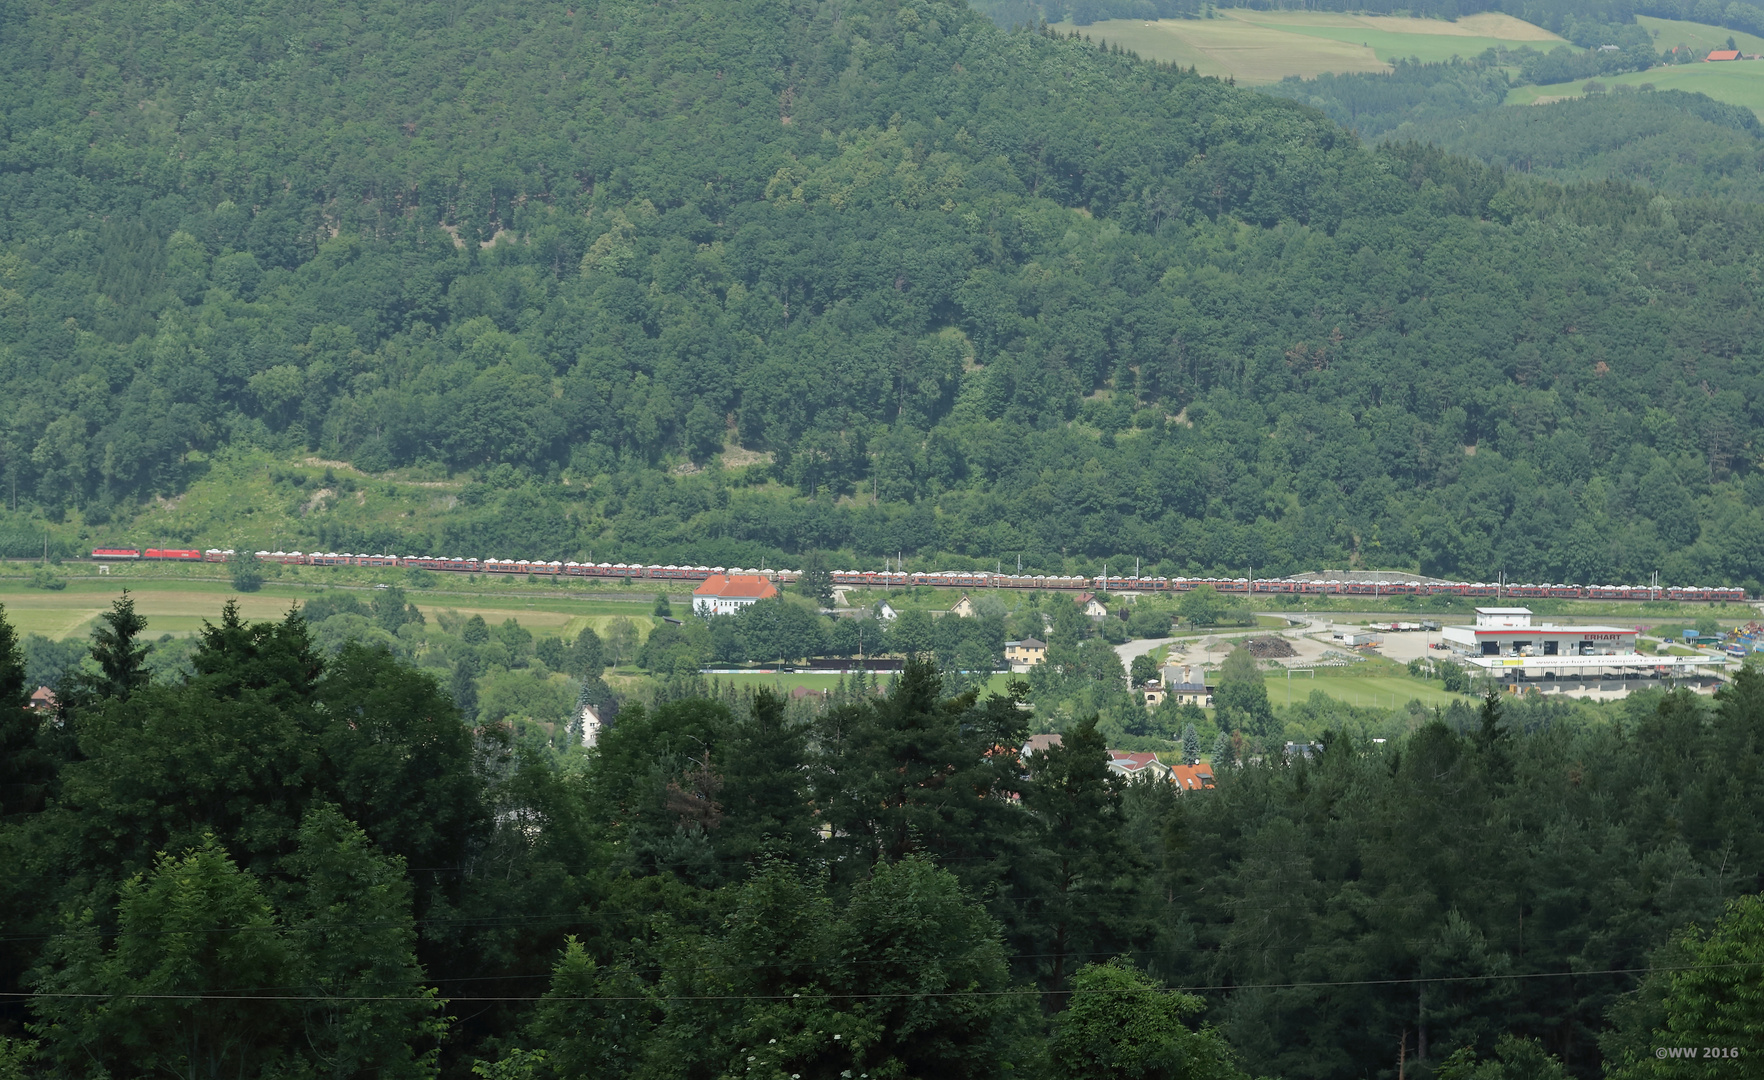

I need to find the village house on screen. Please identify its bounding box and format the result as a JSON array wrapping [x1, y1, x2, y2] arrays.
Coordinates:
[[1159, 664, 1214, 707], [1708, 48, 1741, 60], [692, 573, 778, 615], [577, 701, 604, 747], [1140, 681, 1166, 708], [1005, 638, 1047, 671], [28, 686, 55, 711], [1020, 732, 1063, 761], [1074, 592, 1108, 619], [1106, 750, 1172, 782], [1171, 762, 1215, 791], [949, 593, 976, 618]]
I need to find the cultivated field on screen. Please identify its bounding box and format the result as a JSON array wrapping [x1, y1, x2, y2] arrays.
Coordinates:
[[1052, 10, 1561, 84], [0, 577, 661, 642], [1499, 16, 1764, 114], [1508, 56, 1764, 114]]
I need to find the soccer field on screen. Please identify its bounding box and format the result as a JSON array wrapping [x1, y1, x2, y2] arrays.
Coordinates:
[[1272, 671, 1468, 710], [1051, 10, 1560, 84]]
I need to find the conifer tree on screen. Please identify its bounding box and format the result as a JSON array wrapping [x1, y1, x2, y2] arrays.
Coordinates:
[[73, 591, 150, 704], [718, 688, 815, 875]]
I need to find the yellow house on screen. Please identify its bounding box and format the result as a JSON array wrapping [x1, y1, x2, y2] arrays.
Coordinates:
[[1159, 665, 1213, 706], [1005, 638, 1047, 672]]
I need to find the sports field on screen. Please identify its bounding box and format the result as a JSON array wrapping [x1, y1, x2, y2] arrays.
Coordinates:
[[1052, 10, 1560, 84], [1273, 671, 1466, 709]]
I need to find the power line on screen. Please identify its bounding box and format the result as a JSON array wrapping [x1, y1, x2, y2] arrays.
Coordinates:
[[4, 959, 1760, 1004]]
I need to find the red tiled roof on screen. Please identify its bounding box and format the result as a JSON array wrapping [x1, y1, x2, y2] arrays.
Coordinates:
[[1171, 763, 1215, 790], [693, 573, 778, 599], [1108, 750, 1161, 770], [28, 686, 56, 709], [1709, 49, 1741, 60]]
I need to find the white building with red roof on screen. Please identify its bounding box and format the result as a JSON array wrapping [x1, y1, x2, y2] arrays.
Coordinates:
[[1106, 750, 1171, 781], [692, 573, 778, 615]]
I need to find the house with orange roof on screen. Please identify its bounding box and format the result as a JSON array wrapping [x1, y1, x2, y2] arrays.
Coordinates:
[[692, 573, 778, 615], [1171, 762, 1215, 791], [1708, 48, 1741, 60]]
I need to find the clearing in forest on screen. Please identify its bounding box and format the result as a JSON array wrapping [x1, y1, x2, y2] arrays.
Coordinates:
[[1050, 10, 1562, 84], [1506, 17, 1764, 117]]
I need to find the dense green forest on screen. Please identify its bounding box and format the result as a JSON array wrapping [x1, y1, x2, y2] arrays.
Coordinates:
[[6, 0, 1764, 587], [1406, 88, 1764, 200], [1261, 71, 1764, 202], [6, 598, 1764, 1077]]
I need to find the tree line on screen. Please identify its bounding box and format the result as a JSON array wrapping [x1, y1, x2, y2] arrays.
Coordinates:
[[4, 598, 1764, 1076]]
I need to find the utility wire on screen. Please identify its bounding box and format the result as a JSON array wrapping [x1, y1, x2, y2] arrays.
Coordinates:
[[6, 960, 1759, 1004]]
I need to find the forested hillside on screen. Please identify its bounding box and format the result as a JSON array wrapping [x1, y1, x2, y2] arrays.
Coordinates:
[[7, 599, 1764, 1077], [5, 0, 1764, 588], [1406, 88, 1764, 200]]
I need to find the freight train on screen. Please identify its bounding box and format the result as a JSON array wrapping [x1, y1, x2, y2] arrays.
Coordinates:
[[84, 547, 1750, 603]]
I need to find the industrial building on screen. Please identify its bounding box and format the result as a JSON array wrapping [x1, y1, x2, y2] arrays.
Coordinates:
[[1439, 607, 1724, 692]]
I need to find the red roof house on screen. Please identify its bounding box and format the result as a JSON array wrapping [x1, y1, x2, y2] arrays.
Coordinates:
[[1171, 763, 1216, 790], [692, 573, 778, 615], [1107, 750, 1172, 781], [1708, 49, 1741, 60]]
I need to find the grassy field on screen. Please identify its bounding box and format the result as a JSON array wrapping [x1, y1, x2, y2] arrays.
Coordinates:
[[1499, 16, 1764, 115], [1638, 14, 1764, 56], [1275, 671, 1467, 709], [0, 577, 663, 641], [1507, 60, 1764, 115], [1051, 10, 1559, 84]]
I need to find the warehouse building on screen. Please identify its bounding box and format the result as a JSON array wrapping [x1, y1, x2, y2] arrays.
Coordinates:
[[1440, 607, 1724, 692]]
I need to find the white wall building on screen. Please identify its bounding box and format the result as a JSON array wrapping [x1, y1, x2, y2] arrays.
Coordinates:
[[692, 573, 778, 615], [1439, 607, 1722, 688]]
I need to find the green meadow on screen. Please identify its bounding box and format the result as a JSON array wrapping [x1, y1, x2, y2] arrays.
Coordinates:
[[1506, 58, 1764, 116]]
